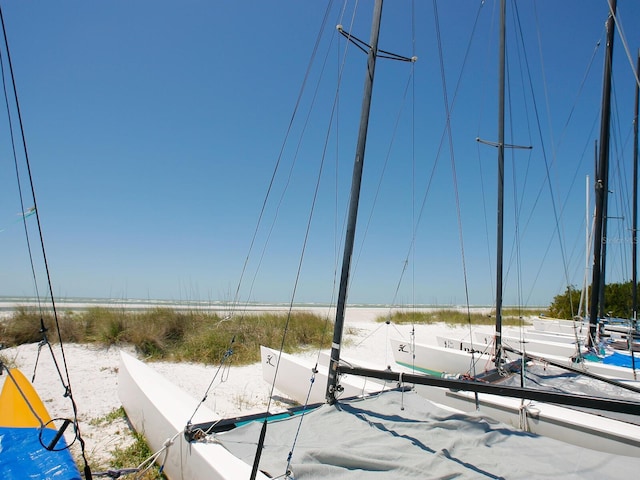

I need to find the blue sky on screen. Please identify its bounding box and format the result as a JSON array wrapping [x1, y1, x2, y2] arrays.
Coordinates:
[[0, 1, 639, 309]]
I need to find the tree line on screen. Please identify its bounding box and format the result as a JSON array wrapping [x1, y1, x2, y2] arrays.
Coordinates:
[[547, 281, 637, 319]]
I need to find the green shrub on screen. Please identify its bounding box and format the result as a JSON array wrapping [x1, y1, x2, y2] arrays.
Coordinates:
[[110, 431, 163, 479], [2, 307, 332, 365], [380, 309, 531, 327]]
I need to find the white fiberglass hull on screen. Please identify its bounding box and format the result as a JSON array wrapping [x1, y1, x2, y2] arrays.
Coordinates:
[[260, 346, 385, 404], [118, 351, 269, 480], [389, 339, 640, 456]]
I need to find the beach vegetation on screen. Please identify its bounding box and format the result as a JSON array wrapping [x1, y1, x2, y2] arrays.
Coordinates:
[[381, 308, 533, 326], [89, 406, 127, 427], [546, 281, 636, 319], [2, 306, 54, 344], [0, 307, 333, 365], [0, 352, 15, 369], [110, 430, 163, 479]]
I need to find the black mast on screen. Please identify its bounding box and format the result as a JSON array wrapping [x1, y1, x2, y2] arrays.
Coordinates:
[[588, 0, 617, 348], [633, 49, 639, 331], [326, 0, 384, 405], [493, 0, 506, 365]]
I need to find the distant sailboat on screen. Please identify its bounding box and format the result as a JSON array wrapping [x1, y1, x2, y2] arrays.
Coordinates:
[[396, 0, 640, 378]]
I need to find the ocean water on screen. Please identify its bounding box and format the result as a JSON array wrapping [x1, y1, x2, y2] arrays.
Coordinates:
[[0, 296, 300, 318], [0, 296, 430, 320], [0, 296, 469, 314]]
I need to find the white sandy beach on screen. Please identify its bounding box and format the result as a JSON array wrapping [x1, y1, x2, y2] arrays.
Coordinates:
[[0, 306, 498, 472]]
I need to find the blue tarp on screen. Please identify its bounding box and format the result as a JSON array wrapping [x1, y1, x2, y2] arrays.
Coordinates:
[[0, 426, 81, 480]]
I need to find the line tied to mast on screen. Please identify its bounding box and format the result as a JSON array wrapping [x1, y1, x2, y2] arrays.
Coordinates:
[[476, 137, 533, 150], [336, 24, 417, 63]]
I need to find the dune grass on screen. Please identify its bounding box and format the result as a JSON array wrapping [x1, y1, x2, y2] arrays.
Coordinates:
[[0, 307, 333, 365], [380, 308, 534, 326], [1, 306, 538, 365], [110, 430, 163, 479]]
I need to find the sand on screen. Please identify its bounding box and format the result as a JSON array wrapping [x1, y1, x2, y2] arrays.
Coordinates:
[[0, 306, 494, 471]]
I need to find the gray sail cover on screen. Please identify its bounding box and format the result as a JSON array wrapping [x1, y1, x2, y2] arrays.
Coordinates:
[[215, 390, 639, 479]]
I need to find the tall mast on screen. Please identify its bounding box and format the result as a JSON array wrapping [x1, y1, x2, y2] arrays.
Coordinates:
[[588, 0, 617, 348], [579, 174, 590, 318], [633, 49, 639, 330], [477, 0, 531, 366], [326, 0, 383, 405], [494, 0, 506, 364], [586, 174, 590, 316]]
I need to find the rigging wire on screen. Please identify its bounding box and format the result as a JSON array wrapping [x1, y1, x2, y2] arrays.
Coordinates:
[[265, 2, 381, 474], [0, 17, 42, 314], [608, 3, 640, 92], [276, 0, 419, 473], [524, 112, 600, 307], [242, 2, 361, 477], [502, 1, 602, 314], [0, 6, 92, 477], [185, 336, 236, 428], [335, 5, 418, 327], [482, 7, 603, 308], [475, 0, 499, 309], [504, 6, 526, 342], [432, 0, 477, 376], [266, 0, 357, 409], [227, 0, 337, 316], [519, 1, 574, 316], [607, 82, 631, 283], [522, 4, 637, 309], [554, 39, 602, 153], [392, 0, 488, 316], [371, 0, 490, 379], [353, 67, 415, 302], [359, 0, 420, 372]]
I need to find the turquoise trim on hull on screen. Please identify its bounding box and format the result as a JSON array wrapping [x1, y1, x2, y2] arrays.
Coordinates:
[[394, 361, 444, 378]]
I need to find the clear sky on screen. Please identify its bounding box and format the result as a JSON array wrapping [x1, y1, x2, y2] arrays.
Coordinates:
[[0, 1, 639, 309]]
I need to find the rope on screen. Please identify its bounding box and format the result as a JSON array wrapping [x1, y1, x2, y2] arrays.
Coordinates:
[[337, 25, 416, 63], [518, 400, 532, 432], [91, 469, 139, 479], [258, 3, 419, 475], [227, 0, 339, 321], [134, 434, 178, 478], [0, 6, 92, 476], [282, 367, 319, 477], [91, 431, 179, 479], [520, 8, 604, 308], [186, 337, 235, 427], [248, 3, 344, 477], [432, 0, 479, 375]]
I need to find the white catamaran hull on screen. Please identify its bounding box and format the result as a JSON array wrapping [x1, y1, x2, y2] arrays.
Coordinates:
[[260, 346, 385, 404], [533, 317, 588, 336], [118, 351, 269, 480], [418, 386, 640, 456], [475, 331, 580, 357], [390, 338, 500, 377], [432, 331, 637, 381], [389, 338, 640, 456]]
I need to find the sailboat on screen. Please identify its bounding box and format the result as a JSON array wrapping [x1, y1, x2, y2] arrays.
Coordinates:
[[393, 0, 640, 378], [389, 0, 640, 446], [118, 1, 640, 478]]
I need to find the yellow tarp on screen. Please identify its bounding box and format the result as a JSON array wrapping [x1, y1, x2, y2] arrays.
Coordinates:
[[0, 368, 52, 428]]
